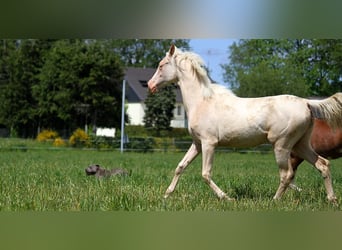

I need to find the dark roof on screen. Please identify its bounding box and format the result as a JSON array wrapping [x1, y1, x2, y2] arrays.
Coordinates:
[[124, 67, 183, 103]]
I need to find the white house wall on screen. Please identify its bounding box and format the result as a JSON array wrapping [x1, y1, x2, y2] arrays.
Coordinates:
[[126, 102, 186, 128], [127, 103, 145, 125]]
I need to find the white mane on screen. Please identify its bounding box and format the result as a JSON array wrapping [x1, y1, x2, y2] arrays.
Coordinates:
[[173, 51, 214, 98], [172, 50, 235, 98]]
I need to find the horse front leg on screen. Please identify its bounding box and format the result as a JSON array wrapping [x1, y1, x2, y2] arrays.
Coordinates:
[[164, 142, 201, 198], [201, 143, 234, 201]]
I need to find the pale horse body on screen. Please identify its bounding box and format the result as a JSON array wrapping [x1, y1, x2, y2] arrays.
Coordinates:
[[148, 45, 342, 202]]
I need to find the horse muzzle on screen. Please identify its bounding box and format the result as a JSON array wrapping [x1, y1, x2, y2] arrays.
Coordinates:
[[148, 80, 158, 94]]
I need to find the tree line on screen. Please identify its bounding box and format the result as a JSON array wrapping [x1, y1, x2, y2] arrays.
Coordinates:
[[0, 39, 189, 137], [222, 39, 342, 97]]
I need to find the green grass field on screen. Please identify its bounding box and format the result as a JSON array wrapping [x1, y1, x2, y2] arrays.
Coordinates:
[[1, 138, 342, 211]]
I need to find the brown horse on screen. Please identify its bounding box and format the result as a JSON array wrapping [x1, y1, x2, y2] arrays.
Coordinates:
[[291, 119, 342, 175]]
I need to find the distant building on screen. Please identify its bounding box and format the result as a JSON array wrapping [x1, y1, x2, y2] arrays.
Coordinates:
[[124, 67, 187, 128]]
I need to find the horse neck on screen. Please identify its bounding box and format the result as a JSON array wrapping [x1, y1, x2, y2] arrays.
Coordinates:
[[177, 72, 207, 115]]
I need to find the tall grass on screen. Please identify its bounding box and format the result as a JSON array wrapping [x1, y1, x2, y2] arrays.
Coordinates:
[[1, 141, 342, 211]]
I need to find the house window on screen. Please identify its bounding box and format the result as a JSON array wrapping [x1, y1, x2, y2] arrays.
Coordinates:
[[176, 105, 182, 116], [139, 80, 148, 87]]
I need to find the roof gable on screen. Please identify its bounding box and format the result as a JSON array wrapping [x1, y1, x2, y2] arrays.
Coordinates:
[[124, 67, 183, 103]]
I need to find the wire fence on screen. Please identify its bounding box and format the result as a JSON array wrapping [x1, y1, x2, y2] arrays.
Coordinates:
[[0, 137, 273, 154]]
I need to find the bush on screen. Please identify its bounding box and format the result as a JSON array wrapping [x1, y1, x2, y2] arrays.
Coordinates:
[[124, 125, 148, 137], [125, 137, 155, 152], [90, 135, 120, 149], [36, 129, 59, 142], [124, 125, 190, 138], [53, 137, 66, 147], [69, 128, 90, 147]]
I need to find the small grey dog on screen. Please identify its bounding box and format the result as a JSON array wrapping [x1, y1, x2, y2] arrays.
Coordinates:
[[85, 164, 130, 178]]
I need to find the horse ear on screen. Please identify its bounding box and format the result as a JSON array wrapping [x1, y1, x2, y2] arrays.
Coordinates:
[[169, 44, 176, 56]]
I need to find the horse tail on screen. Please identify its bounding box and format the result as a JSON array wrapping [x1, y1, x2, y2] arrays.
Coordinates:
[[308, 92, 342, 129]]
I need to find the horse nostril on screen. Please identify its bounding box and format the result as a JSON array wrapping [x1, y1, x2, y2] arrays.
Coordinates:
[[148, 80, 157, 93]]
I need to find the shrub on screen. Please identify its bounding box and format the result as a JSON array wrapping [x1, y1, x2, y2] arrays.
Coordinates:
[[90, 135, 119, 149], [125, 137, 155, 152], [37, 129, 59, 142], [154, 137, 177, 152], [53, 137, 66, 147], [124, 125, 148, 137], [69, 128, 90, 147]]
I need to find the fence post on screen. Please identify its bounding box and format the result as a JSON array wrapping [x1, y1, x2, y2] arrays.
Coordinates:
[[120, 79, 126, 153]]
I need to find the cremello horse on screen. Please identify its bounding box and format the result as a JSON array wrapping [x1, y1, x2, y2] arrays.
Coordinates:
[[148, 44, 342, 202]]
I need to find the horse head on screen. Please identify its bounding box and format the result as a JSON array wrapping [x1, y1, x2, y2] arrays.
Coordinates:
[[148, 44, 179, 93]]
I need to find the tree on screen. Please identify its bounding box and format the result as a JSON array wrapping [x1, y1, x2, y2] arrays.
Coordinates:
[[0, 39, 53, 137], [143, 85, 176, 134], [0, 39, 190, 137], [34, 39, 124, 134], [108, 39, 190, 67], [0, 40, 16, 128], [222, 39, 342, 97]]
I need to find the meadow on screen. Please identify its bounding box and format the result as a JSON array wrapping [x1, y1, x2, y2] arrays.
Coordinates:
[[1, 138, 342, 211]]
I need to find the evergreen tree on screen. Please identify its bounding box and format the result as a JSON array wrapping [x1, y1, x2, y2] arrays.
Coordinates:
[[0, 39, 53, 137], [143, 85, 176, 133]]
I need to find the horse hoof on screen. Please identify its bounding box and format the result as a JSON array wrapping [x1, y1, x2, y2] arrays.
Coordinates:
[[328, 196, 338, 205], [289, 183, 302, 192], [220, 195, 235, 202]]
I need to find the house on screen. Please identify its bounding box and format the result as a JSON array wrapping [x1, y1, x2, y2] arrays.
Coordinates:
[[124, 67, 187, 128]]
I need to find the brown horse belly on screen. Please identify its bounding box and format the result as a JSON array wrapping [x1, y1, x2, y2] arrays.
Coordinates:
[[311, 119, 342, 159]]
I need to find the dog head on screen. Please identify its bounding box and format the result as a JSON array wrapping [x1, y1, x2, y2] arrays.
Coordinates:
[[85, 164, 101, 175]]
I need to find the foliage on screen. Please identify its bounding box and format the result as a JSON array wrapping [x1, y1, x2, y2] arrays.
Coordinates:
[[90, 136, 119, 150], [0, 39, 190, 138], [69, 128, 90, 147], [124, 125, 190, 138], [34, 39, 124, 131], [222, 39, 342, 97], [143, 85, 176, 133], [125, 137, 155, 152], [36, 129, 59, 142], [53, 137, 66, 147], [108, 39, 190, 68], [0, 40, 54, 137], [124, 125, 149, 137]]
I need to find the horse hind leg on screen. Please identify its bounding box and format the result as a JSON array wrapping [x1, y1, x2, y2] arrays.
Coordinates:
[[273, 145, 295, 200], [293, 135, 337, 203]]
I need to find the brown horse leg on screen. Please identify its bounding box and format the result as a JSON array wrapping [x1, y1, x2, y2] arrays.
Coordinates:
[[293, 137, 337, 202], [164, 142, 201, 198], [288, 154, 304, 191], [273, 145, 294, 200], [201, 142, 234, 200]]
